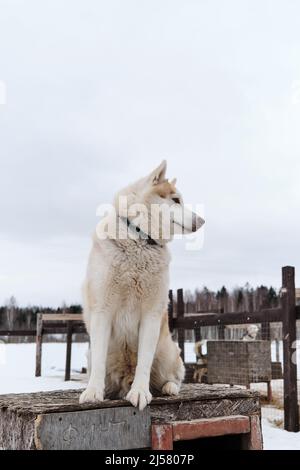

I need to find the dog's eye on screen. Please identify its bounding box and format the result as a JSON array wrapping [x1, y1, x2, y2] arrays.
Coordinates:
[[172, 197, 181, 204]]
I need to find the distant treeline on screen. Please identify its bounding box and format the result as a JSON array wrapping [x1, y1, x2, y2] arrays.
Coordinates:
[[178, 284, 279, 314], [0, 296, 82, 331], [0, 285, 279, 331]]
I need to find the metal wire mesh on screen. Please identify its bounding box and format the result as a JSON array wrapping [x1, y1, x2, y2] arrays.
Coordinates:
[[180, 322, 296, 429]]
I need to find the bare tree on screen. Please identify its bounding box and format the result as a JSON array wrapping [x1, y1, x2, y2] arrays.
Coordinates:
[[5, 296, 17, 330]]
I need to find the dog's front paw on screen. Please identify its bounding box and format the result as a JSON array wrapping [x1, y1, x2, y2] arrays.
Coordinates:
[[126, 385, 152, 411], [162, 381, 180, 396], [79, 386, 104, 404]]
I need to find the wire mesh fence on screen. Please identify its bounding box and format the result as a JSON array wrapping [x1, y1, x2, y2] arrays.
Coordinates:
[[170, 267, 300, 432], [180, 326, 282, 427], [178, 321, 300, 430]]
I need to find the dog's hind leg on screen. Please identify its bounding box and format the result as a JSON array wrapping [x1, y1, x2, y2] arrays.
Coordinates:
[[161, 381, 180, 395], [150, 313, 185, 396], [151, 347, 185, 396]]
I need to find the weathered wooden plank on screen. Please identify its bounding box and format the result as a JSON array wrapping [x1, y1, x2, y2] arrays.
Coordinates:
[[41, 314, 84, 321], [0, 408, 36, 450], [168, 290, 174, 330], [35, 314, 43, 377], [152, 415, 255, 450], [0, 330, 37, 336], [35, 407, 151, 450], [241, 415, 263, 450], [172, 415, 250, 441], [0, 385, 261, 450], [218, 324, 225, 340], [151, 424, 173, 450], [173, 308, 283, 328], [282, 266, 299, 432], [0, 327, 87, 336], [43, 326, 86, 333], [177, 289, 185, 361], [0, 384, 260, 416], [65, 322, 73, 381], [150, 396, 260, 424]]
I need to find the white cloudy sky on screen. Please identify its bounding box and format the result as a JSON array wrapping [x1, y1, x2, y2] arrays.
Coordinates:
[[0, 0, 300, 306]]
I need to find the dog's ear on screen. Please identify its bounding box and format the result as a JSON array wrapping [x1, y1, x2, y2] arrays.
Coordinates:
[[147, 160, 167, 185]]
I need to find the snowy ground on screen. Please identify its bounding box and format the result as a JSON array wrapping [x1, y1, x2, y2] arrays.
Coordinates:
[[0, 341, 86, 394], [0, 341, 300, 449], [262, 407, 300, 449]]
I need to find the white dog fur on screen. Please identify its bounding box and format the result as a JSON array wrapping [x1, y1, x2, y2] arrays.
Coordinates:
[[79, 160, 204, 410]]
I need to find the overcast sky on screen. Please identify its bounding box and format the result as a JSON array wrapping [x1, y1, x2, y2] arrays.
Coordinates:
[[0, 0, 300, 307]]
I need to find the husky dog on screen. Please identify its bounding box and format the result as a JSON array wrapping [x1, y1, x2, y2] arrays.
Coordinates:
[[193, 341, 207, 383], [79, 160, 205, 410]]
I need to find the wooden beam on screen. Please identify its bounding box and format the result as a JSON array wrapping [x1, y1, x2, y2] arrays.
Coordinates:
[[151, 424, 173, 450], [65, 322, 73, 381], [151, 415, 263, 450], [241, 415, 263, 450], [177, 289, 185, 361], [172, 415, 250, 441], [218, 324, 225, 340], [282, 266, 299, 432], [0, 330, 37, 336], [0, 327, 87, 336], [173, 307, 283, 328], [35, 314, 43, 377], [168, 289, 174, 331], [41, 314, 84, 322], [42, 326, 87, 333]]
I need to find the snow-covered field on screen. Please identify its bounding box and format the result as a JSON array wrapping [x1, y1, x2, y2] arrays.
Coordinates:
[[0, 341, 299, 449], [262, 407, 300, 449], [0, 341, 87, 394]]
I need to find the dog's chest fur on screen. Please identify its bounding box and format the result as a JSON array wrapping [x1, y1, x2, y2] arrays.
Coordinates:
[[87, 236, 170, 315], [114, 243, 168, 291], [108, 245, 170, 321], [87, 239, 171, 348]]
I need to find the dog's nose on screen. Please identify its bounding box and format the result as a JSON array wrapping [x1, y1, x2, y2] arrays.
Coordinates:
[[192, 214, 205, 232]]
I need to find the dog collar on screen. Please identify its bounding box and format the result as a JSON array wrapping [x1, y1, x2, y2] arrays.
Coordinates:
[[119, 217, 159, 246]]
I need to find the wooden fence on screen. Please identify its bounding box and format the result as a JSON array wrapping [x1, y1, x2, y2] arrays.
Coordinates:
[[1, 265, 299, 432], [168, 266, 300, 433], [0, 318, 87, 381]]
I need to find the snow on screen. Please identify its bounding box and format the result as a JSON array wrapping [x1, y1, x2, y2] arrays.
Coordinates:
[[184, 341, 197, 362], [0, 341, 300, 449], [0, 342, 87, 394], [262, 421, 300, 450]]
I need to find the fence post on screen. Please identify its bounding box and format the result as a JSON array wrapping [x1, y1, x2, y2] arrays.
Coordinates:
[[282, 266, 299, 432], [35, 313, 43, 377], [194, 329, 202, 342], [177, 289, 185, 362], [168, 290, 174, 332], [65, 321, 73, 381], [218, 308, 225, 339]]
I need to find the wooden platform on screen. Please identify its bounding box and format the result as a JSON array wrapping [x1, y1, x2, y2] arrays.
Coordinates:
[[0, 384, 263, 450]]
